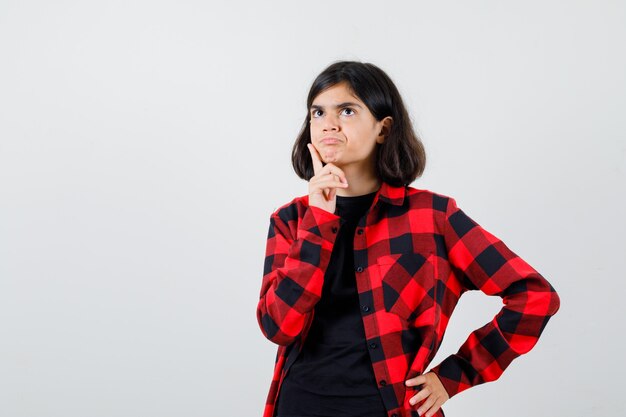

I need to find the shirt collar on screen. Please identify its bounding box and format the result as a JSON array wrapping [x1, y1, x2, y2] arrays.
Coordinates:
[[374, 181, 406, 206], [302, 181, 406, 207]]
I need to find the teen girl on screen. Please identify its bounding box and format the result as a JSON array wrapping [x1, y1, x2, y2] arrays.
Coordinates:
[[257, 61, 560, 417]]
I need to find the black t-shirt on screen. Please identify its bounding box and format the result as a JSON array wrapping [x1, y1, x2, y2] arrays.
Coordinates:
[[276, 190, 387, 417]]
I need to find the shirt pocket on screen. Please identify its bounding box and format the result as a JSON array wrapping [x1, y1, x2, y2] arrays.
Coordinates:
[[376, 250, 436, 326]]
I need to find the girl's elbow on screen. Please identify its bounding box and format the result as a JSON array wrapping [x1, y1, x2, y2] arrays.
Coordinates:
[[548, 288, 561, 316]]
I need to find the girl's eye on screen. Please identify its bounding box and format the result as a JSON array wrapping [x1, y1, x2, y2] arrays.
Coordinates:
[[310, 108, 354, 118]]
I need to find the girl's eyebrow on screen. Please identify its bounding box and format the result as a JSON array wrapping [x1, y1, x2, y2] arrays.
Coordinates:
[[310, 102, 363, 111]]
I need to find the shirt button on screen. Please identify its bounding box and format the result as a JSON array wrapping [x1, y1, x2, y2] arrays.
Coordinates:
[[356, 266, 363, 272], [331, 226, 338, 233], [379, 379, 387, 386], [369, 342, 377, 349], [357, 229, 364, 235], [362, 305, 370, 312]]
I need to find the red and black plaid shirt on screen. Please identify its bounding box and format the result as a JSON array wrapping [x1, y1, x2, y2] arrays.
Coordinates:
[[257, 181, 560, 417]]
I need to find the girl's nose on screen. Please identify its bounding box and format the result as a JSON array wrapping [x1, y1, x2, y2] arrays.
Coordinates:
[[323, 114, 340, 132]]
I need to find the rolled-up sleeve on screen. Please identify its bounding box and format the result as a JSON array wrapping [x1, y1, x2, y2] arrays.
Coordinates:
[[256, 204, 341, 346]]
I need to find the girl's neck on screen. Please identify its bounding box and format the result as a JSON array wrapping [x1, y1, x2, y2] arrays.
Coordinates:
[[335, 169, 381, 197]]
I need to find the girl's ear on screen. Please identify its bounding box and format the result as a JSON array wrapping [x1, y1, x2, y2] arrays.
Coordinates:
[[377, 116, 393, 143]]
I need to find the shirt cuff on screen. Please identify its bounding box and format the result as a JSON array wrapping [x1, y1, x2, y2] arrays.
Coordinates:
[[297, 205, 341, 242]]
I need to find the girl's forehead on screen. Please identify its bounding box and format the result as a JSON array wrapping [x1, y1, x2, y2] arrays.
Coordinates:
[[312, 83, 362, 106]]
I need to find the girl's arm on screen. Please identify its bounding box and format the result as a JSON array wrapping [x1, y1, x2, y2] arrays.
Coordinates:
[[428, 196, 561, 398], [256, 203, 341, 346]]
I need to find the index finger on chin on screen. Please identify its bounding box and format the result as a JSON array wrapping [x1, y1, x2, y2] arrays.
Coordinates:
[[307, 143, 324, 175]]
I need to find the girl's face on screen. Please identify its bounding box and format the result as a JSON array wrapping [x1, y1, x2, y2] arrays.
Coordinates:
[[309, 81, 392, 170]]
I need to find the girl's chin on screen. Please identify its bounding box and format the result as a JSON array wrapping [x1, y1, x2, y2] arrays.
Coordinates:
[[322, 152, 341, 164]]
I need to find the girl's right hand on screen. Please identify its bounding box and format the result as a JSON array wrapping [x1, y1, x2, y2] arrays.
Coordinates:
[[307, 143, 349, 214]]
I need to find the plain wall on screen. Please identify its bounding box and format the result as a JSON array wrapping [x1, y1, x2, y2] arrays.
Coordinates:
[[1, 1, 624, 416]]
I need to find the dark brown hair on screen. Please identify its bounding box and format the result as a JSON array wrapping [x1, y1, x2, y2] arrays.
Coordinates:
[[292, 60, 426, 187]]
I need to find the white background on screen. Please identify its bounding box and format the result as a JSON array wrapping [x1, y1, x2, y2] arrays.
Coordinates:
[[1, 1, 624, 416]]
